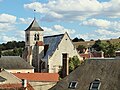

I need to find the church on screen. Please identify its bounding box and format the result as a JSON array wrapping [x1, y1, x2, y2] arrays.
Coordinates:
[[23, 18, 82, 76]]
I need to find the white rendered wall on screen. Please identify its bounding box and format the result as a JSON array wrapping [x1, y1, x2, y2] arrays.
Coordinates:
[[48, 33, 83, 73], [6, 69, 34, 73]]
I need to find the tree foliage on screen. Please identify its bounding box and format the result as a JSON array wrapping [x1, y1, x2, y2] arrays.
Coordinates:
[[91, 40, 120, 57], [0, 41, 25, 57], [2, 48, 23, 57], [69, 56, 80, 73], [91, 39, 102, 51], [72, 37, 85, 42], [77, 45, 86, 53], [0, 41, 25, 50]]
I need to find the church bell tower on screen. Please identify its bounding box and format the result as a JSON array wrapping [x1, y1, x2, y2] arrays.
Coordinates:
[[24, 18, 44, 72]]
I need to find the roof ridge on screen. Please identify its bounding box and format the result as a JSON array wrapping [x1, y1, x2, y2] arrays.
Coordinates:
[[44, 34, 64, 38]]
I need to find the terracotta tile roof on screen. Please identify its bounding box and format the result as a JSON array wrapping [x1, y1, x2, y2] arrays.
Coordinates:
[[13, 73, 59, 82], [36, 41, 44, 46], [80, 54, 90, 58], [0, 83, 34, 90]]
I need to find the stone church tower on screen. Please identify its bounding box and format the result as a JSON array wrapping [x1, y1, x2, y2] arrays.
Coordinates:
[[24, 18, 44, 72]]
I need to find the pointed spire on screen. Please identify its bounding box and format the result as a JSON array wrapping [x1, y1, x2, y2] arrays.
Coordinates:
[[25, 18, 44, 31]]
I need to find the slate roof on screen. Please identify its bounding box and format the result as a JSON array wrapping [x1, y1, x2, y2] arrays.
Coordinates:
[[43, 34, 64, 59], [0, 56, 34, 69], [50, 58, 120, 90], [0, 70, 21, 84], [25, 18, 44, 31], [14, 73, 59, 82]]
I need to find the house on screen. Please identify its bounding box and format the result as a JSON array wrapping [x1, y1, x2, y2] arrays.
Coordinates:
[[0, 69, 34, 90], [50, 58, 120, 90], [14, 73, 59, 90], [80, 49, 104, 60], [115, 49, 120, 57], [23, 18, 82, 77], [0, 56, 34, 73], [0, 83, 34, 90], [0, 69, 21, 84]]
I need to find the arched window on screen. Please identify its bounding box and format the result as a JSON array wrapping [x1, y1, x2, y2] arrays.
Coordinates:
[[34, 33, 39, 41], [37, 34, 39, 40]]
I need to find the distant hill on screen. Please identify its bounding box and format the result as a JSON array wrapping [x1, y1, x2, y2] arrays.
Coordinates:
[[0, 41, 25, 56], [0, 41, 25, 51], [73, 38, 120, 48]]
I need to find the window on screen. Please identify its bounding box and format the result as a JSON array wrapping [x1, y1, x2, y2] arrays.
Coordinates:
[[68, 81, 78, 89], [90, 79, 101, 90], [34, 33, 39, 41], [26, 34, 29, 42]]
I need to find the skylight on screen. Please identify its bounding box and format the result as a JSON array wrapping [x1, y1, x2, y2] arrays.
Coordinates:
[[90, 79, 101, 90], [68, 81, 78, 89]]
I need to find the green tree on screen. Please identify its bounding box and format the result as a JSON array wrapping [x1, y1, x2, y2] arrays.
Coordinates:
[[72, 37, 79, 42], [92, 40, 120, 57], [69, 56, 80, 73], [77, 45, 86, 53], [79, 38, 85, 42], [92, 39, 102, 51]]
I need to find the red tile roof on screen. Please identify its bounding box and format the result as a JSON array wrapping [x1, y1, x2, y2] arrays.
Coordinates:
[[36, 41, 44, 46], [0, 83, 34, 90], [13, 73, 59, 82]]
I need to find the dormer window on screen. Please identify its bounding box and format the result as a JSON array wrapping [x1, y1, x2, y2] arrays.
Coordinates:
[[68, 81, 78, 89], [89, 79, 101, 90], [34, 33, 39, 41], [0, 76, 6, 82]]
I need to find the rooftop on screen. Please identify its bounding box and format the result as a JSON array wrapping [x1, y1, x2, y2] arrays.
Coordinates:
[[50, 58, 120, 90], [0, 56, 34, 69], [25, 18, 44, 31], [13, 73, 59, 82]]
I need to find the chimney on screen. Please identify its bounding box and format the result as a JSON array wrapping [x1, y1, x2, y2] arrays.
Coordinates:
[[101, 51, 104, 58], [22, 79, 27, 88], [0, 68, 2, 72]]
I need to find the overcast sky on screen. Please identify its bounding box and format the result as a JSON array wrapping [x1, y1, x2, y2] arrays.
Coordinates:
[[0, 0, 120, 43]]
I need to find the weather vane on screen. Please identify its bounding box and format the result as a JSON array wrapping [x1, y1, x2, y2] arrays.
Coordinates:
[[33, 9, 36, 19]]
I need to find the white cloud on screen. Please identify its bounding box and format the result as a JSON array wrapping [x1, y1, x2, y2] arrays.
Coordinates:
[[0, 23, 16, 32], [19, 18, 33, 24], [95, 29, 120, 37], [0, 34, 17, 43], [42, 25, 76, 36], [0, 13, 26, 43], [0, 30, 25, 43], [77, 29, 120, 40], [81, 18, 120, 31], [24, 0, 120, 21], [0, 14, 17, 33], [0, 13, 16, 23], [81, 18, 111, 29]]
